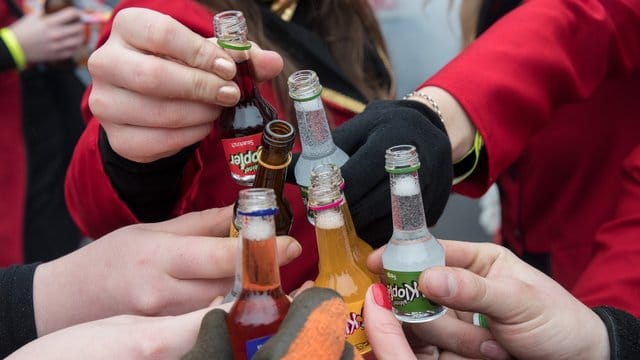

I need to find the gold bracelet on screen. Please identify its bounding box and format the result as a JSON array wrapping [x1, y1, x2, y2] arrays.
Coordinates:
[[0, 27, 26, 71], [403, 91, 444, 123]]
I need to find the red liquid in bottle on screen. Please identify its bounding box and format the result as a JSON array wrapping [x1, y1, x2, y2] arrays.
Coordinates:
[[219, 60, 277, 186]]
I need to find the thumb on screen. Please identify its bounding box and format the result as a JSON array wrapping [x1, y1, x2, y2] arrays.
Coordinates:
[[419, 267, 514, 319], [137, 206, 234, 237], [364, 283, 417, 360]]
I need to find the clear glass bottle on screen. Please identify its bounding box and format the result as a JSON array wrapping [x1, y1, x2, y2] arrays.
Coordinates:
[[225, 120, 295, 303], [308, 179, 372, 355], [288, 69, 349, 222], [226, 188, 291, 360], [310, 163, 377, 282], [382, 145, 447, 323], [214, 10, 277, 186]]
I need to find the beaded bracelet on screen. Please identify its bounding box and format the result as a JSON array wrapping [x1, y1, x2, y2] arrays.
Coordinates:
[[403, 91, 444, 123]]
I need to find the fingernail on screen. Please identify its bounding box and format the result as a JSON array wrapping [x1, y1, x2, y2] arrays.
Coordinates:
[[371, 283, 392, 310], [286, 241, 302, 259], [216, 85, 239, 104], [214, 57, 235, 77], [480, 340, 509, 360], [422, 269, 455, 297]]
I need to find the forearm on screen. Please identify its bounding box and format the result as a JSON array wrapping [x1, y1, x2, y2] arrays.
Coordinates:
[[0, 264, 39, 358]]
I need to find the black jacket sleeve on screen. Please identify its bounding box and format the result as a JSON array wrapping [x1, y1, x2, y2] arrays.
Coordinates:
[[593, 306, 640, 360], [0, 263, 39, 358], [0, 35, 18, 72], [99, 126, 197, 222]]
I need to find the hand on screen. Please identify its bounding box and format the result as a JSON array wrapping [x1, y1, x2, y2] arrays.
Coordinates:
[[332, 100, 453, 247], [7, 306, 216, 360], [365, 241, 610, 360], [183, 287, 362, 360], [10, 7, 85, 63], [87, 7, 284, 163], [32, 206, 302, 337]]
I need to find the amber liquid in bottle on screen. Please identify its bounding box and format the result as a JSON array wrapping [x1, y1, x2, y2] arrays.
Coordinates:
[[310, 182, 373, 355], [310, 164, 377, 282], [226, 189, 291, 359]]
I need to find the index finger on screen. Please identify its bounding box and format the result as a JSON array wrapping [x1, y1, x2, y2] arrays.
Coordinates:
[[440, 240, 503, 276], [112, 8, 233, 76], [136, 206, 234, 237]]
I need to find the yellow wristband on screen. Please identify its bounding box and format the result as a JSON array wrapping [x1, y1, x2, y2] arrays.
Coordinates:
[[0, 27, 26, 71], [452, 130, 483, 185]]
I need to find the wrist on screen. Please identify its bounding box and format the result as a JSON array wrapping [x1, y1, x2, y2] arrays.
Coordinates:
[[412, 86, 476, 162]]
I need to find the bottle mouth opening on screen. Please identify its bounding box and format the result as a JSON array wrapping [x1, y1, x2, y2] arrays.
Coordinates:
[[264, 120, 295, 145], [214, 10, 250, 49], [288, 70, 322, 101], [385, 145, 421, 173]]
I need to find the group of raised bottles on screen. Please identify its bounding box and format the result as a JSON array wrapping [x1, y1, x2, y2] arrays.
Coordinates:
[[213, 10, 446, 360]]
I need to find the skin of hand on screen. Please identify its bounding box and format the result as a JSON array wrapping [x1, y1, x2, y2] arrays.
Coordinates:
[[87, 7, 284, 163], [409, 86, 477, 162], [7, 305, 219, 360], [31, 206, 303, 337], [10, 7, 85, 63], [365, 240, 611, 360]]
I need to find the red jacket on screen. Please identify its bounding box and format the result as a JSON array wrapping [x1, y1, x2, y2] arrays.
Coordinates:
[[426, 0, 640, 315], [64, 0, 360, 293], [0, 0, 26, 266]]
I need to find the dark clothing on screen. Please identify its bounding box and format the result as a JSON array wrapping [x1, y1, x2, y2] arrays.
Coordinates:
[[1, 0, 85, 266], [21, 66, 86, 262], [594, 307, 640, 360], [0, 263, 38, 358]]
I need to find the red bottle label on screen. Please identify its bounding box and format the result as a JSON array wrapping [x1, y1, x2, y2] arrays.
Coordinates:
[[221, 133, 263, 180]]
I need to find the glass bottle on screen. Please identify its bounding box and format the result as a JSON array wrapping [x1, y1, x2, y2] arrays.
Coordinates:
[[288, 69, 349, 222], [214, 10, 277, 186], [310, 163, 377, 282], [44, 0, 77, 69], [382, 145, 447, 323], [308, 179, 372, 355], [225, 120, 295, 303], [226, 188, 291, 360]]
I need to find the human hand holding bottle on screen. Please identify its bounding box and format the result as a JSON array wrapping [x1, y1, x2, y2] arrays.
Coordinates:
[[87, 7, 284, 163], [9, 7, 84, 64], [330, 100, 453, 248], [364, 240, 610, 360]]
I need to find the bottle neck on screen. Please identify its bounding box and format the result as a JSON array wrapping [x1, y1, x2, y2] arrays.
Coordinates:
[[293, 96, 336, 158], [234, 59, 256, 101], [389, 172, 430, 240], [253, 146, 292, 235]]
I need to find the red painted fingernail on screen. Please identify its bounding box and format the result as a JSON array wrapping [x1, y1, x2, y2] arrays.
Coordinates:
[[372, 283, 392, 310]]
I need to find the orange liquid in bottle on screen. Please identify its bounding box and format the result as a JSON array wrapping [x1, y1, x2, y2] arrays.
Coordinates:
[[227, 234, 291, 359]]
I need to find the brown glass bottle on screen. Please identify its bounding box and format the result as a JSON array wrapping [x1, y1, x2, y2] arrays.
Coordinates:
[[224, 120, 295, 303], [44, 0, 77, 70], [226, 188, 291, 360], [214, 10, 277, 186], [229, 120, 295, 236]]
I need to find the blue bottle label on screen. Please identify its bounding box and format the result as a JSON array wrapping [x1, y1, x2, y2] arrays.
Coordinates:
[[245, 335, 272, 358]]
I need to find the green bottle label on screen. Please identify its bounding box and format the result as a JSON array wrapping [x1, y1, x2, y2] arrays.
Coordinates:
[[385, 270, 441, 313]]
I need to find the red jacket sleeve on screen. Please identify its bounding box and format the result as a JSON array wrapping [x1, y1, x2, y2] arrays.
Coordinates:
[[423, 0, 640, 197], [64, 0, 215, 239], [572, 146, 640, 316]]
